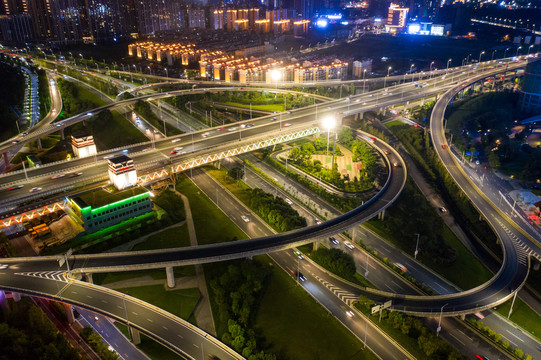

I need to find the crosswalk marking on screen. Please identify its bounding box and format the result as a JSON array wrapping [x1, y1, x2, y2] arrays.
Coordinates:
[[313, 274, 358, 306], [15, 271, 68, 282]]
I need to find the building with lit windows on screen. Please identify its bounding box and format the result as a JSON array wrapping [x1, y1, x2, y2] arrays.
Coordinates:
[[71, 133, 97, 158], [108, 155, 137, 190], [386, 3, 408, 33], [67, 187, 153, 233], [521, 59, 541, 114]]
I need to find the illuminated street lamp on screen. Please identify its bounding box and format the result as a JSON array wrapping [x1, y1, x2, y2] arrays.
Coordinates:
[[437, 303, 449, 336], [322, 116, 336, 166], [516, 46, 522, 57], [271, 69, 281, 90], [383, 66, 391, 89], [363, 69, 367, 93], [478, 51, 485, 65], [446, 59, 452, 70], [527, 44, 534, 55], [504, 47, 510, 58], [409, 64, 414, 82]]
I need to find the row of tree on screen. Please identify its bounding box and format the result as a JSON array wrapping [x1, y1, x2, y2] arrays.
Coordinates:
[[209, 260, 276, 360], [357, 295, 465, 359], [311, 248, 357, 282], [80, 326, 119, 360], [57, 78, 99, 118], [0, 299, 81, 359], [246, 188, 307, 232], [468, 318, 532, 360]]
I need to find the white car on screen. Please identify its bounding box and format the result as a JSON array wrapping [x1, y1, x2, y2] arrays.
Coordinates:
[[344, 241, 354, 249], [284, 198, 293, 205], [241, 215, 250, 222]]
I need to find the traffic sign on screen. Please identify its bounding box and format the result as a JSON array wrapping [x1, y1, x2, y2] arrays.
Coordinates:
[[371, 305, 381, 314], [465, 151, 471, 156], [383, 300, 392, 310]]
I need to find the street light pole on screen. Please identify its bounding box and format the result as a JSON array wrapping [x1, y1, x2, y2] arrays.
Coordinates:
[[504, 47, 510, 58], [363, 69, 367, 93], [528, 44, 534, 55], [437, 303, 448, 336], [446, 59, 452, 70], [516, 46, 522, 57], [384, 66, 391, 89], [414, 233, 420, 259]]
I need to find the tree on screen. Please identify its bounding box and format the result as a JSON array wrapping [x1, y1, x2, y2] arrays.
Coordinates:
[[338, 127, 354, 147], [228, 167, 244, 180]]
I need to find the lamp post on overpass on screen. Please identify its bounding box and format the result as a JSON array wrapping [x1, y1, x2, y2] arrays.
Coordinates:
[[414, 233, 420, 259], [504, 47, 510, 59], [363, 69, 367, 93], [383, 66, 391, 89], [437, 303, 448, 336], [528, 44, 534, 56], [446, 59, 452, 71], [516, 46, 522, 57]]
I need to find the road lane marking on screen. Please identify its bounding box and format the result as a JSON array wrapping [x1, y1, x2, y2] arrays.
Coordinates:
[[506, 330, 524, 342], [177, 334, 184, 339], [101, 299, 108, 303], [86, 295, 92, 299], [71, 291, 78, 294], [132, 312, 138, 315], [193, 344, 199, 348], [162, 326, 168, 330], [456, 329, 472, 340], [147, 318, 153, 323], [449, 333, 465, 345]]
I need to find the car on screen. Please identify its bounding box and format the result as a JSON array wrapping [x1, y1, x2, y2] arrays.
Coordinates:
[[86, 112, 93, 116], [270, 117, 277, 121], [241, 215, 250, 222], [171, 138, 181, 143], [475, 160, 480, 165], [202, 132, 210, 138], [94, 316, 99, 321], [11, 140, 19, 144], [141, 148, 150, 152], [536, 344, 541, 351], [22, 132, 28, 137], [393, 162, 400, 167], [475, 355, 490, 360], [394, 263, 408, 272], [216, 127, 225, 131], [0, 264, 8, 269], [153, 129, 159, 133], [245, 124, 254, 128], [29, 187, 42, 193], [316, 220, 322, 225], [8, 185, 23, 190], [51, 174, 65, 179], [441, 145, 447, 149], [284, 198, 293, 205], [294, 250, 304, 260], [344, 241, 354, 249], [228, 127, 237, 132], [282, 123, 291, 127], [345, 310, 355, 318], [55, 122, 63, 127], [68, 172, 83, 177], [439, 207, 447, 213], [330, 237, 339, 245], [293, 270, 306, 281], [384, 150, 390, 155], [170, 147, 184, 155], [370, 137, 376, 143]]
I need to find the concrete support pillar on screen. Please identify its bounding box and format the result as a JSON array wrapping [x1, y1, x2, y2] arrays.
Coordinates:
[[2, 152, 9, 169], [358, 112, 364, 120], [37, 138, 43, 151], [534, 261, 540, 271], [313, 241, 319, 251], [460, 314, 465, 320], [63, 303, 75, 324], [11, 292, 21, 302], [166, 266, 175, 288], [130, 327, 141, 345], [378, 210, 385, 221], [381, 108, 386, 116], [214, 160, 221, 169], [0, 290, 9, 313], [86, 273, 93, 284], [420, 97, 425, 106], [60, 128, 65, 140]]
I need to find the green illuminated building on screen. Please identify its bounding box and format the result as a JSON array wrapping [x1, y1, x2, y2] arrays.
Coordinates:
[[68, 187, 153, 233]]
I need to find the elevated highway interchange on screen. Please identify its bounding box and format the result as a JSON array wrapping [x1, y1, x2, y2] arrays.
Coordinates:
[[0, 58, 536, 359]]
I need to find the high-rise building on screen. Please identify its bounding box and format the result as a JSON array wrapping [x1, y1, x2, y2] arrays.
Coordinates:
[[85, 0, 132, 41], [0, 13, 35, 42], [136, 0, 184, 35], [27, 0, 54, 39], [49, 0, 86, 44], [187, 7, 205, 29], [386, 2, 408, 33]]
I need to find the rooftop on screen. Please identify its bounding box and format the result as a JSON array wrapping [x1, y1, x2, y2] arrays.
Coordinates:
[[108, 155, 132, 164], [72, 187, 148, 210]]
